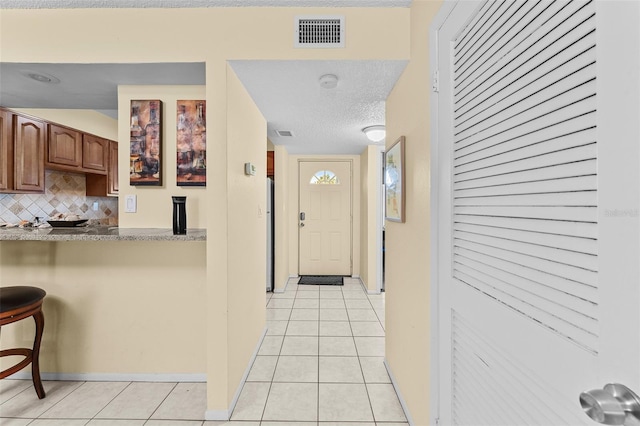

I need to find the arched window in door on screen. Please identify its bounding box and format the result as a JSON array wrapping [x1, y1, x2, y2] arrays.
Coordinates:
[[310, 170, 340, 185]]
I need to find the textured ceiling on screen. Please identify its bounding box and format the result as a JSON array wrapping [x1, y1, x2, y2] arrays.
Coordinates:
[[231, 60, 407, 155], [0, 63, 206, 119], [0, 0, 411, 8]]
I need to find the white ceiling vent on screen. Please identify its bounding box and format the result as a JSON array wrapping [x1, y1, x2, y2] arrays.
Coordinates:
[[294, 16, 345, 48], [276, 130, 294, 137]]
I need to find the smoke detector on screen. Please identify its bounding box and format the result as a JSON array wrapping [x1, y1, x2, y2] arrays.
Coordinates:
[[319, 74, 339, 89]]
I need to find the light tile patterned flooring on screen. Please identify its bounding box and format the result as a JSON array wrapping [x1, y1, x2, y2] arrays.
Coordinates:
[[0, 277, 406, 426]]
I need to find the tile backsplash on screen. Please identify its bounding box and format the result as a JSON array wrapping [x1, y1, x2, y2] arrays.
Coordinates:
[[0, 170, 118, 225]]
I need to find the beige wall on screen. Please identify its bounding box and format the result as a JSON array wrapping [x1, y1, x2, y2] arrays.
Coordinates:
[[117, 85, 207, 229], [0, 5, 411, 417], [0, 241, 206, 375], [359, 145, 382, 292], [12, 109, 118, 141], [225, 66, 267, 404], [287, 155, 361, 279], [385, 1, 442, 425]]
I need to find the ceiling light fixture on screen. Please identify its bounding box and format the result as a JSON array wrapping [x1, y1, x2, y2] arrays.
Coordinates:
[[362, 125, 386, 143], [20, 70, 60, 84], [319, 74, 339, 89]]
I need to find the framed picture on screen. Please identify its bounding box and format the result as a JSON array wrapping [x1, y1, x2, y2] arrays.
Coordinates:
[[385, 136, 405, 223], [176, 100, 206, 186], [130, 100, 162, 186]]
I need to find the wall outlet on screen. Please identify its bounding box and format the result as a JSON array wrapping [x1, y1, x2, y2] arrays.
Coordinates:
[[125, 195, 137, 213], [92, 201, 99, 211]]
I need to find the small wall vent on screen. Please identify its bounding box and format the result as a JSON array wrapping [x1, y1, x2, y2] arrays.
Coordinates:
[[276, 130, 294, 137], [294, 16, 345, 48]]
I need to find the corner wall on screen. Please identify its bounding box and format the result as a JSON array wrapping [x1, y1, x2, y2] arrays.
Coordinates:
[[384, 1, 442, 424], [360, 145, 382, 292]]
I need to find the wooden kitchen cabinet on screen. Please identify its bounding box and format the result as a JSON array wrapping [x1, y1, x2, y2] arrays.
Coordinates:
[[0, 109, 13, 191], [47, 124, 82, 169], [86, 140, 118, 197], [108, 140, 118, 194], [82, 134, 109, 173], [13, 114, 45, 193]]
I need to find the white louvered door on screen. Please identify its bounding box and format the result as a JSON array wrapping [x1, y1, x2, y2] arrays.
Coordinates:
[[433, 1, 640, 425]]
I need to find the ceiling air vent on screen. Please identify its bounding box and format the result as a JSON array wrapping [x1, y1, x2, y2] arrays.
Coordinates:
[[276, 130, 294, 137], [294, 16, 345, 48]]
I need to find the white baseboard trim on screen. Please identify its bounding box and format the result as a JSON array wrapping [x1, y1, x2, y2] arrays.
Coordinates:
[[205, 326, 268, 421], [354, 276, 381, 295], [204, 409, 229, 421], [384, 358, 414, 426], [9, 372, 206, 382]]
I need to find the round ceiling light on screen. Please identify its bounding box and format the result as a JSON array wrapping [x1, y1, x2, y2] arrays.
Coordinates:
[[20, 70, 60, 84], [362, 125, 386, 143], [319, 74, 338, 89]]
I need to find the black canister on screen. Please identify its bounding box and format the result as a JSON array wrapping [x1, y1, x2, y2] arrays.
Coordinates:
[[172, 196, 187, 235]]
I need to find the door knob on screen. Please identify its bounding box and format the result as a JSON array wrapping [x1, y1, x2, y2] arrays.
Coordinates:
[[580, 384, 640, 425]]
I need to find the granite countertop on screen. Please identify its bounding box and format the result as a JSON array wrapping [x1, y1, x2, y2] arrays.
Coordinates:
[[0, 226, 206, 242]]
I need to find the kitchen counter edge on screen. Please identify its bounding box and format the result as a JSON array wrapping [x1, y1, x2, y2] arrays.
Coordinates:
[[0, 227, 206, 242]]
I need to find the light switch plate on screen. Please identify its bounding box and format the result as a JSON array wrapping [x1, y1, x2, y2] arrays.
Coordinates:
[[244, 162, 256, 176], [125, 195, 137, 213]]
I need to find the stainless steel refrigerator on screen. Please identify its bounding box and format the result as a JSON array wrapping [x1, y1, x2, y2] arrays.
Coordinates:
[[266, 177, 274, 292]]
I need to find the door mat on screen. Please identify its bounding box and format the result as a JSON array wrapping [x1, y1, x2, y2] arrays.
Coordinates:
[[298, 275, 344, 286]]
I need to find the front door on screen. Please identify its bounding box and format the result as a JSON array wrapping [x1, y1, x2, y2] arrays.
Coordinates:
[[433, 1, 640, 424], [299, 160, 352, 276]]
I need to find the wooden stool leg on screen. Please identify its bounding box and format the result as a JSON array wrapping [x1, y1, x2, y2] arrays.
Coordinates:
[[31, 310, 45, 399]]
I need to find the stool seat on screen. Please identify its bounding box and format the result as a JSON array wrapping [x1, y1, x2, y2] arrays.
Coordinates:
[[0, 286, 46, 399], [1, 287, 46, 313]]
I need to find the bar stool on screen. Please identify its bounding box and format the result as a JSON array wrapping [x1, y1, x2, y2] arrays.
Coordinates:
[[0, 286, 46, 399]]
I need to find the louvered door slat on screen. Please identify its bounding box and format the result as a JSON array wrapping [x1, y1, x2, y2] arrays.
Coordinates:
[[455, 0, 594, 101], [454, 164, 596, 192], [454, 93, 595, 155], [452, 312, 588, 425], [454, 244, 597, 303], [455, 214, 597, 240], [456, 58, 595, 137], [453, 221, 597, 255], [455, 141, 595, 182], [455, 255, 598, 320], [456, 229, 596, 270], [455, 190, 596, 207], [454, 126, 595, 171]]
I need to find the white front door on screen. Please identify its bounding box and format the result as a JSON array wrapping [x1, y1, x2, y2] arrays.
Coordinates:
[[432, 1, 640, 424], [299, 160, 352, 276]]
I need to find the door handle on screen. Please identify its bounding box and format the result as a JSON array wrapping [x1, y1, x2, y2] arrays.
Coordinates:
[[580, 384, 640, 425]]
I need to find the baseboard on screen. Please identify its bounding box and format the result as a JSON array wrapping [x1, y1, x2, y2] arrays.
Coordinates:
[[384, 358, 414, 426], [8, 372, 206, 382], [354, 276, 381, 295], [205, 326, 268, 421]]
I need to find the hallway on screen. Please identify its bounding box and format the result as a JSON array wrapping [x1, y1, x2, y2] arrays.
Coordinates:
[[0, 278, 406, 425], [231, 277, 406, 424]]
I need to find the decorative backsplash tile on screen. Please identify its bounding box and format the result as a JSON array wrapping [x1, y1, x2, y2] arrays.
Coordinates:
[[0, 170, 118, 225]]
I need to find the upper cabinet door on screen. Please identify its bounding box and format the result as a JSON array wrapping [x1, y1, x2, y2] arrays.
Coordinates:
[[83, 134, 108, 173], [48, 124, 82, 168], [14, 115, 45, 193], [0, 109, 13, 192], [108, 140, 118, 195]]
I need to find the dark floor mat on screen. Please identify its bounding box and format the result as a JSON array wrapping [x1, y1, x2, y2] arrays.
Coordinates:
[[298, 275, 344, 286]]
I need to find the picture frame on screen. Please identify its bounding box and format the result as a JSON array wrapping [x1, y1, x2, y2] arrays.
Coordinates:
[[129, 100, 162, 186], [176, 100, 206, 186], [385, 136, 405, 223]]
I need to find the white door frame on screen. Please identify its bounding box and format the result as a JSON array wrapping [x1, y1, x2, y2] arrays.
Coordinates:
[[429, 2, 458, 423]]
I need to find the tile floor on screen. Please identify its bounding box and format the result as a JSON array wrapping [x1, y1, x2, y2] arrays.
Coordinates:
[[0, 277, 406, 426]]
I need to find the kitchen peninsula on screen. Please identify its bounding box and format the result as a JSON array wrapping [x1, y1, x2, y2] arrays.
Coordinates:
[[0, 228, 207, 381]]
